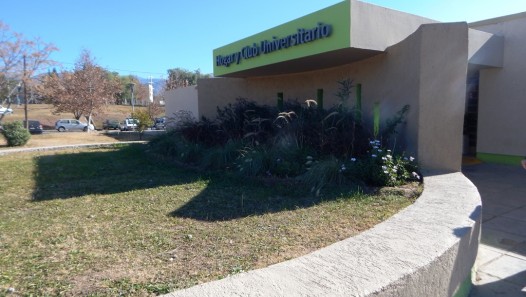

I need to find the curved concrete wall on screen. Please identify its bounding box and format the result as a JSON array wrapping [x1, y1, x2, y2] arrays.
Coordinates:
[[163, 172, 481, 297]]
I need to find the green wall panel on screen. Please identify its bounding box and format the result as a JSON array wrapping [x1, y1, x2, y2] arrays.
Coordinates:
[[476, 152, 524, 166], [453, 274, 473, 297]]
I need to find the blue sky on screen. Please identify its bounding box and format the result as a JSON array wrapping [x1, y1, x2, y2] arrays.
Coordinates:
[[2, 0, 525, 79]]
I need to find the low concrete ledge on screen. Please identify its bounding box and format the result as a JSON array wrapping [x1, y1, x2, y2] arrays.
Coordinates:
[[163, 172, 481, 297]]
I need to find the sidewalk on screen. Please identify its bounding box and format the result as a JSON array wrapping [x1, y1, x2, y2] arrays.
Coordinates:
[[0, 141, 147, 156], [462, 162, 526, 297]]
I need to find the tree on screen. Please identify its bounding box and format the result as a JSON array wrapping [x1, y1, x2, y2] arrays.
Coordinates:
[[113, 75, 149, 106], [148, 100, 165, 119], [133, 109, 153, 140], [0, 21, 58, 124], [41, 50, 120, 131], [165, 68, 210, 90]]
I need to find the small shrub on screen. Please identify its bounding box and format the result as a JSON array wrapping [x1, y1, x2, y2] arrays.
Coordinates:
[[149, 130, 179, 156], [179, 117, 224, 148], [167, 110, 196, 130], [149, 131, 203, 164], [133, 109, 154, 138], [1, 121, 31, 147]]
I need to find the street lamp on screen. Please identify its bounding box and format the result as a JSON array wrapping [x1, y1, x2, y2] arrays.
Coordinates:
[[129, 83, 135, 114]]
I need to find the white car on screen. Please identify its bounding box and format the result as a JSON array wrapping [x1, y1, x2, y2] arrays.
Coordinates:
[[119, 118, 139, 131], [0, 105, 13, 115]]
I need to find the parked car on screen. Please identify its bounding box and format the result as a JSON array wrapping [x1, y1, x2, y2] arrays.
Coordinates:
[[55, 119, 94, 132], [119, 118, 139, 131], [0, 105, 13, 115], [103, 119, 120, 130], [24, 120, 43, 134], [153, 117, 166, 130]]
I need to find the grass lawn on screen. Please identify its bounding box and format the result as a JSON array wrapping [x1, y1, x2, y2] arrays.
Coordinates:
[[0, 131, 121, 149], [0, 130, 164, 149], [0, 144, 419, 296]]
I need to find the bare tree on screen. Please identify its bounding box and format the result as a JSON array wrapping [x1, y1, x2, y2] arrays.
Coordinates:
[[132, 78, 148, 106], [0, 21, 58, 124], [41, 50, 120, 131], [0, 21, 58, 79], [148, 100, 165, 119]]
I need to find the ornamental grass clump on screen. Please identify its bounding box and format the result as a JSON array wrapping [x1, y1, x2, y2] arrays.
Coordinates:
[[235, 145, 271, 177], [299, 155, 346, 195]]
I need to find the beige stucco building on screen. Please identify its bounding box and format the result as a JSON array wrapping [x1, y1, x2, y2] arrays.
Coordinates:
[[469, 12, 526, 165], [166, 0, 525, 172]]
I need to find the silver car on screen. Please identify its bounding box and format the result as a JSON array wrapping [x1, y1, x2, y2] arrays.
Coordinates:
[[55, 119, 94, 132]]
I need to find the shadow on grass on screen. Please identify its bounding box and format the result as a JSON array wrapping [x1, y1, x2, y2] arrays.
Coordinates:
[[169, 179, 342, 221], [101, 130, 166, 141], [32, 143, 198, 201], [33, 143, 363, 221]]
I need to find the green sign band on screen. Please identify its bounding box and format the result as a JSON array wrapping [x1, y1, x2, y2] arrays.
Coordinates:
[[216, 23, 333, 68], [213, 1, 351, 77]]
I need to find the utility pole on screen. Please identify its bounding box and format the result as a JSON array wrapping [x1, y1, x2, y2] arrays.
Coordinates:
[[23, 55, 28, 131], [16, 83, 21, 106], [148, 76, 153, 116], [129, 83, 135, 115]]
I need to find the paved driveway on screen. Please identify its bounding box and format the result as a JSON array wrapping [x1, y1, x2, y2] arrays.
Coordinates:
[[462, 163, 526, 297]]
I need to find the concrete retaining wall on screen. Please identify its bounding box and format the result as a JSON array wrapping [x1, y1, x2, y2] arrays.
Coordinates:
[[163, 172, 481, 297]]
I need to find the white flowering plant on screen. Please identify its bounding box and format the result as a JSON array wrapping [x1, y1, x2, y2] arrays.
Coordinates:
[[347, 140, 421, 187]]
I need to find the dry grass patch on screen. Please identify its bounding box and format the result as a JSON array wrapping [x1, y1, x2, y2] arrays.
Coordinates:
[[0, 144, 420, 296]]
